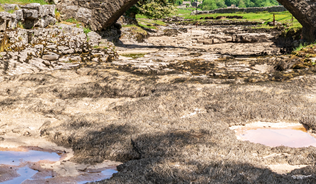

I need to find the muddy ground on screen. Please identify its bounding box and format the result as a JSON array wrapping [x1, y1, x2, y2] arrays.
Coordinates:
[[1, 24, 316, 183]]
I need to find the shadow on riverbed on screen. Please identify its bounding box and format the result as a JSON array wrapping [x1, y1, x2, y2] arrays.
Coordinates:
[[42, 117, 316, 183], [105, 158, 316, 183]]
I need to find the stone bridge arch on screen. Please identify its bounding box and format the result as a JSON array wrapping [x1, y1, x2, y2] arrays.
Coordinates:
[[57, 0, 139, 31], [57, 0, 316, 42], [277, 0, 316, 42]]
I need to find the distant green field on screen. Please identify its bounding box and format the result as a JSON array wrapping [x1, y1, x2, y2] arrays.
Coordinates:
[[176, 9, 302, 29], [0, 0, 48, 4], [136, 8, 301, 30]]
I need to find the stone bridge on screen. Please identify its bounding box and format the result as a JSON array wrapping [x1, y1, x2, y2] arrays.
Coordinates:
[[56, 0, 316, 42], [56, 0, 138, 31], [277, 0, 316, 42]]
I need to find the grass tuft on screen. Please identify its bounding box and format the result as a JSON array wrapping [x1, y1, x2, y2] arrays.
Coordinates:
[[0, 0, 48, 5]]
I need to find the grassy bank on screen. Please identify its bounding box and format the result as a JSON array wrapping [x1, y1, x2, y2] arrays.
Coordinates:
[[178, 9, 301, 29], [0, 0, 48, 5], [135, 8, 302, 31]]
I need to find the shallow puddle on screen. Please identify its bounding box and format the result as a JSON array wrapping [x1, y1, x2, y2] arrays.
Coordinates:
[[0, 148, 60, 166], [77, 169, 118, 184], [231, 122, 316, 147], [0, 147, 119, 184], [2, 166, 38, 184]]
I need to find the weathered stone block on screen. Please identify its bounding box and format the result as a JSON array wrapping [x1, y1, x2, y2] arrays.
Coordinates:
[[0, 18, 7, 31], [43, 54, 59, 61], [235, 33, 274, 43], [76, 8, 92, 24], [39, 5, 56, 17], [0, 12, 17, 31], [20, 3, 41, 10], [3, 4, 20, 11], [15, 10, 24, 21], [23, 9, 39, 20], [34, 16, 57, 28]]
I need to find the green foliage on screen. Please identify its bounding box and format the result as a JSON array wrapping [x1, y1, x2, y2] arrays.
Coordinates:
[[128, 0, 176, 19], [200, 0, 279, 10], [65, 18, 79, 24], [0, 0, 48, 4], [294, 43, 305, 52], [55, 9, 60, 20], [175, 0, 184, 5], [121, 53, 146, 59], [84, 27, 91, 35], [8, 10, 15, 14]]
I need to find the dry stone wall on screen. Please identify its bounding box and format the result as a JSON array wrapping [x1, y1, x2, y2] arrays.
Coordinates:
[[0, 3, 57, 30], [192, 6, 287, 15], [0, 24, 117, 75]]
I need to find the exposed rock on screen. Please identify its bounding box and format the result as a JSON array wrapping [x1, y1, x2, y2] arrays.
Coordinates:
[[42, 54, 59, 61], [234, 33, 274, 43], [198, 34, 233, 44], [163, 29, 179, 36], [0, 24, 117, 75], [0, 4, 57, 30]]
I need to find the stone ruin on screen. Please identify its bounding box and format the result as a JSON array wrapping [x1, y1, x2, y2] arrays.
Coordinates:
[[0, 3, 56, 31], [0, 3, 118, 76]]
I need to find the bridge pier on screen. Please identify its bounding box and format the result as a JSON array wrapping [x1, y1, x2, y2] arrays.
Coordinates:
[[277, 0, 316, 42]]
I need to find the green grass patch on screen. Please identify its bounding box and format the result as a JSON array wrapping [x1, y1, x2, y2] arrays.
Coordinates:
[[0, 0, 48, 4], [83, 27, 91, 34], [294, 43, 305, 52], [121, 53, 146, 59], [121, 24, 148, 35], [138, 23, 157, 29], [7, 9, 15, 14], [174, 9, 302, 30], [65, 18, 79, 24], [135, 16, 167, 29]]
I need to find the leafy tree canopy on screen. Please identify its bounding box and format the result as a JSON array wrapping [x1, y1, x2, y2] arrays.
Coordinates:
[[127, 0, 176, 19]]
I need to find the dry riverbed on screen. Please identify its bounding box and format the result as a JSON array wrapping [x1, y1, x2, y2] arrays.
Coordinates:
[[1, 24, 316, 183]]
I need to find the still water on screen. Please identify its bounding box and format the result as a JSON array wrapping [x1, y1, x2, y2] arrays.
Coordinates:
[[231, 122, 316, 147]]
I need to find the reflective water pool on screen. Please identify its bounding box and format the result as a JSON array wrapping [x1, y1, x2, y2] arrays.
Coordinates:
[[1, 166, 37, 184], [0, 148, 60, 166], [231, 122, 316, 147], [0, 147, 119, 184]]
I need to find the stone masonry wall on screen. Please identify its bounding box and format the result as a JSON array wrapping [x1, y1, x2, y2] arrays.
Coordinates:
[[0, 24, 117, 76], [0, 3, 56, 31], [192, 6, 287, 15]]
